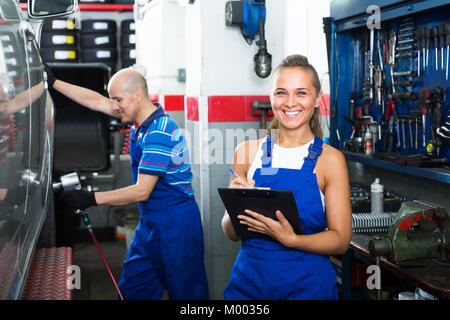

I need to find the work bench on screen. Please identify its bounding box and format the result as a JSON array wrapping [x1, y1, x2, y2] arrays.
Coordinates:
[[340, 233, 450, 300]]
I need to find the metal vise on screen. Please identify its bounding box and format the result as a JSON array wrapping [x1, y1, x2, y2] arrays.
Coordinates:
[[369, 200, 449, 267]]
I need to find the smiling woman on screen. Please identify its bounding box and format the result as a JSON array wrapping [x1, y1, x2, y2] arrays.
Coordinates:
[[268, 54, 323, 141], [221, 54, 352, 300]]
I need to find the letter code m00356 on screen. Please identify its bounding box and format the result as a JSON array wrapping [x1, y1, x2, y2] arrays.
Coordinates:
[[224, 304, 270, 315]]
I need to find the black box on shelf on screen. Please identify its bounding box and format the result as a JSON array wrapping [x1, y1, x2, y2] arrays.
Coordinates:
[[111, 0, 134, 4], [78, 0, 112, 4]]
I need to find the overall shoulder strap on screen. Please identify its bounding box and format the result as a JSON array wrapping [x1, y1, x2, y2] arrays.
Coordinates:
[[302, 136, 323, 172], [261, 136, 273, 168]]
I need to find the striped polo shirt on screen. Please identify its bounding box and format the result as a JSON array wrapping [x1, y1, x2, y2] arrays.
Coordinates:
[[129, 104, 194, 196]]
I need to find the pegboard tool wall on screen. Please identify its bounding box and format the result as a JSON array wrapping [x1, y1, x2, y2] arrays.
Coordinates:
[[330, 1, 449, 160]]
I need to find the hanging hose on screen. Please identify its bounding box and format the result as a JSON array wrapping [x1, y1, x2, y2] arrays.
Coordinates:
[[76, 209, 124, 300]]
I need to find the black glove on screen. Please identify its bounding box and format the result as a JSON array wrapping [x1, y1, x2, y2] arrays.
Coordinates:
[[43, 62, 55, 88], [60, 190, 97, 212]]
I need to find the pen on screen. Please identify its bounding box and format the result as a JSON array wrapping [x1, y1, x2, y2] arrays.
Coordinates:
[[229, 168, 239, 178]]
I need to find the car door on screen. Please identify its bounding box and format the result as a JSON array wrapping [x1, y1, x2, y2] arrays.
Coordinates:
[[0, 0, 50, 300]]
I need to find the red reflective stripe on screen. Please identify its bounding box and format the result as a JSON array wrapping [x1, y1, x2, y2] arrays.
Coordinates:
[[164, 95, 184, 111], [186, 96, 199, 121], [208, 95, 272, 123]]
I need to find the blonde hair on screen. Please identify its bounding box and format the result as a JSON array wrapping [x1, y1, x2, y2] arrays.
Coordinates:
[[268, 54, 323, 139]]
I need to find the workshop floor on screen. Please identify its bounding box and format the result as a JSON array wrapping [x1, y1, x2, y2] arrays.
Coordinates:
[[73, 238, 127, 300], [72, 236, 170, 300]]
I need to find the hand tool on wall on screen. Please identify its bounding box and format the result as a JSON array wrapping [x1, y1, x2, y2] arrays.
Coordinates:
[[397, 38, 414, 45], [392, 91, 417, 100], [425, 26, 431, 67], [389, 30, 396, 66], [439, 23, 445, 71], [433, 25, 439, 70], [398, 31, 414, 38], [409, 109, 421, 149], [374, 66, 384, 111], [368, 28, 375, 103], [401, 118, 406, 149], [392, 70, 417, 77], [418, 88, 430, 147], [395, 51, 417, 59], [427, 87, 444, 156], [388, 30, 397, 93], [396, 44, 415, 52], [437, 115, 450, 140], [345, 98, 355, 122], [396, 118, 401, 148], [377, 29, 384, 70], [383, 99, 397, 153], [408, 118, 414, 148], [394, 80, 414, 88], [252, 101, 272, 130], [446, 22, 450, 80], [416, 26, 423, 75], [384, 116, 395, 153]]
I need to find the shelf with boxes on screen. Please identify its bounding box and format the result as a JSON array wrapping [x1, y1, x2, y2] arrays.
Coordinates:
[[37, 16, 135, 74], [20, 0, 135, 72], [19, 2, 134, 12], [329, 0, 450, 185]]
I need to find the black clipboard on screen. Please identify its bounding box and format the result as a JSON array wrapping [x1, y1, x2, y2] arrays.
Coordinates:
[[218, 188, 303, 241]]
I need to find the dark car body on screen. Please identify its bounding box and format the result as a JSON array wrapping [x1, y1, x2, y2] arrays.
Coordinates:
[[0, 0, 75, 300]]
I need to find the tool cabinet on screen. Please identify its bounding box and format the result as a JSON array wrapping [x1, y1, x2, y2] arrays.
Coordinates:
[[329, 0, 450, 300], [329, 0, 450, 184]]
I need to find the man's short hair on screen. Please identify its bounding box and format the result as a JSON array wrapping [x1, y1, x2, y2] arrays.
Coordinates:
[[123, 71, 149, 97]]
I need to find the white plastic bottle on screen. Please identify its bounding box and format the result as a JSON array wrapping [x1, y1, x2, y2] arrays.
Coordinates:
[[371, 178, 383, 213]]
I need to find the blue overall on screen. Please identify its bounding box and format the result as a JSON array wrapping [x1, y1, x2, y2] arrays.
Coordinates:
[[118, 110, 208, 300], [224, 136, 338, 300]]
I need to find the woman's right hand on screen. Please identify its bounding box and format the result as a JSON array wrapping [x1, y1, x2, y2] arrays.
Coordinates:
[[229, 176, 255, 189]]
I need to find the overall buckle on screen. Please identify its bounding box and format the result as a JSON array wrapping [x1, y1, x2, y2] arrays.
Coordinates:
[[304, 144, 321, 164]]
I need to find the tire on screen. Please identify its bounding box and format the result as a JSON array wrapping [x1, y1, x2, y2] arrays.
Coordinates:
[[120, 33, 135, 48], [121, 19, 135, 33], [81, 20, 117, 34], [40, 32, 78, 48], [40, 48, 78, 63], [79, 0, 111, 3], [120, 47, 135, 61], [121, 60, 135, 69], [81, 48, 118, 63], [42, 19, 76, 33], [81, 34, 117, 49]]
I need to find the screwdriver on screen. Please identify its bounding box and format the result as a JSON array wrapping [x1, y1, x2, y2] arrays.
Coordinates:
[[416, 26, 423, 76], [433, 25, 439, 70], [446, 22, 450, 80], [418, 88, 430, 148], [420, 26, 427, 69], [439, 24, 445, 70], [425, 27, 431, 67]]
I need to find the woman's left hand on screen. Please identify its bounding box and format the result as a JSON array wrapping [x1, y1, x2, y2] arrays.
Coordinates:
[[238, 209, 296, 247]]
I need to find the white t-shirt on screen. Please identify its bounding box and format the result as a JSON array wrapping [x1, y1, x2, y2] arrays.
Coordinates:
[[247, 137, 325, 207]]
